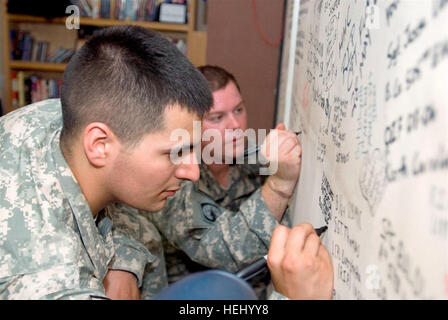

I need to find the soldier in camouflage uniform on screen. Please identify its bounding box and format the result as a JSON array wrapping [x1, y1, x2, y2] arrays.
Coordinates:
[[106, 66, 304, 299], [0, 26, 333, 299], [0, 26, 213, 299]]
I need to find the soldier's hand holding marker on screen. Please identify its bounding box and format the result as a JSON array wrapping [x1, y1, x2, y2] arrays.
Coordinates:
[[260, 123, 302, 199], [267, 224, 334, 300]]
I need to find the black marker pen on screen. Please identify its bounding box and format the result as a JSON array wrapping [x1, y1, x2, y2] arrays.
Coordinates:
[[235, 226, 327, 281]]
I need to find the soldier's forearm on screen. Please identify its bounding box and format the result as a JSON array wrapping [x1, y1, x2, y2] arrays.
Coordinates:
[[261, 179, 291, 221]]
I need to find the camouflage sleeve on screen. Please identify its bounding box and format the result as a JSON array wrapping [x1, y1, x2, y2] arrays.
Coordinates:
[[0, 223, 109, 300], [0, 208, 110, 300], [171, 188, 281, 272], [107, 203, 166, 290], [0, 268, 109, 300], [139, 254, 168, 300], [268, 291, 290, 300], [280, 206, 293, 228]]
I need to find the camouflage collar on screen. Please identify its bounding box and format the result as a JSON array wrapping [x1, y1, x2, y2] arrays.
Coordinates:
[[196, 164, 264, 202], [51, 129, 114, 280]]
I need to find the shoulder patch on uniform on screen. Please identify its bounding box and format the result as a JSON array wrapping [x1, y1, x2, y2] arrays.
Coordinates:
[[201, 203, 222, 222]]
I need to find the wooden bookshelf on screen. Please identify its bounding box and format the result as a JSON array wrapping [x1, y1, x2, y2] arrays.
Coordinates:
[[1, 0, 207, 114], [10, 61, 67, 72]]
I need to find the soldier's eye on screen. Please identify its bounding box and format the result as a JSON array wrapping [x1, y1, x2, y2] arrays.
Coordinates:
[[211, 115, 222, 122]]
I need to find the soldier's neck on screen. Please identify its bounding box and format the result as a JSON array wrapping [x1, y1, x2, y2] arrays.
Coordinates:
[[207, 163, 230, 188], [61, 139, 113, 219]]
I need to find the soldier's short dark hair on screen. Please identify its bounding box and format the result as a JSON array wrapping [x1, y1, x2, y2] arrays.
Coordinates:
[[198, 65, 241, 93], [60, 25, 213, 148]]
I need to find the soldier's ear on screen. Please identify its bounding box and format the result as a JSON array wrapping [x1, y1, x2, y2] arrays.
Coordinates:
[[82, 122, 117, 167]]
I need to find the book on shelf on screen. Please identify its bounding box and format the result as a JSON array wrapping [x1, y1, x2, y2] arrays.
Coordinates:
[[10, 30, 75, 64], [159, 1, 187, 24], [11, 71, 19, 108], [11, 71, 62, 108], [195, 0, 207, 31], [17, 71, 25, 107]]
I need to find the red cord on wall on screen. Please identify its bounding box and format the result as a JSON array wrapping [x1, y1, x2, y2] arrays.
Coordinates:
[[251, 0, 285, 47]]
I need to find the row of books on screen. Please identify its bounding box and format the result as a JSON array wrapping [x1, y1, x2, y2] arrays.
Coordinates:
[[10, 28, 185, 66], [9, 37, 183, 108], [70, 0, 187, 22], [10, 30, 75, 63], [11, 71, 62, 108]]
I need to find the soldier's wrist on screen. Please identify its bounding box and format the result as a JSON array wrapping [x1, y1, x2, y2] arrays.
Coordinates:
[[266, 177, 294, 199]]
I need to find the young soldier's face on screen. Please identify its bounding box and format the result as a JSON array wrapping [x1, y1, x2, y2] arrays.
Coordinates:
[[202, 81, 248, 161], [108, 105, 201, 212]]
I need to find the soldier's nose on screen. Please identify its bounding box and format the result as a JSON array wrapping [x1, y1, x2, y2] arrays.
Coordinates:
[[176, 162, 200, 182]]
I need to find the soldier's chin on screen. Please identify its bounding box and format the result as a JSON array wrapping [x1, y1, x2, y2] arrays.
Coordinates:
[[144, 198, 167, 213], [223, 154, 245, 165], [234, 143, 245, 158], [232, 146, 246, 163], [222, 142, 245, 161]]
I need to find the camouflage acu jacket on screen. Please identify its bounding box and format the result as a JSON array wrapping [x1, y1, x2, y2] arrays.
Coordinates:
[[149, 164, 287, 275], [111, 145, 292, 299], [0, 100, 155, 299]]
